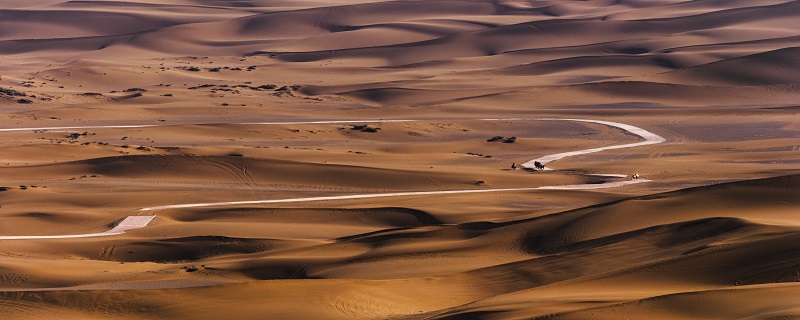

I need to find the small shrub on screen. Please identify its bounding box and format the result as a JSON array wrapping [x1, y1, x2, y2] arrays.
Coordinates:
[[0, 87, 26, 96], [350, 125, 381, 133]]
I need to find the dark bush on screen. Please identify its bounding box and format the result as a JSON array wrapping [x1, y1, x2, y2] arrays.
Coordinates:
[[350, 125, 381, 133], [0, 87, 26, 96]]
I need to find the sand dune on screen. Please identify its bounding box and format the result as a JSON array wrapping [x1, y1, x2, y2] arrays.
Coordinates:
[[1, 0, 799, 319]]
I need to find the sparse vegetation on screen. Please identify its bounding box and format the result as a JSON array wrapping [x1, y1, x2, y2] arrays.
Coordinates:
[[350, 125, 381, 133], [67, 132, 88, 139], [467, 152, 492, 158], [487, 136, 516, 143], [188, 84, 215, 90], [1, 87, 26, 97]]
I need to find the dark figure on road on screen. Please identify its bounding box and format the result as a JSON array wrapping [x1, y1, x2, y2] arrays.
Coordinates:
[[511, 163, 517, 170], [534, 161, 545, 170]]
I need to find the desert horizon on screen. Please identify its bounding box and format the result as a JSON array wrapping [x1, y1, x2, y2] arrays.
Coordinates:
[[1, 0, 799, 319]]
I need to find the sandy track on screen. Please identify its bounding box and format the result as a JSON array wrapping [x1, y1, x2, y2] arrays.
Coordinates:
[[0, 125, 159, 132], [1, 118, 664, 238], [0, 216, 155, 240], [138, 180, 650, 211], [139, 118, 664, 211], [518, 118, 666, 168]]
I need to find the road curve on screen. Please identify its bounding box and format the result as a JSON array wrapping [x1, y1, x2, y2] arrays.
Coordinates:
[[520, 118, 666, 169], [1, 118, 665, 238], [140, 118, 664, 211]]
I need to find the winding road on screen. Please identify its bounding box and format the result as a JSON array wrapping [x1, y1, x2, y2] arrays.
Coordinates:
[[0, 118, 665, 240]]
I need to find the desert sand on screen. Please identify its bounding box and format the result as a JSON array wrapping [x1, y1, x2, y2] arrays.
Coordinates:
[[1, 0, 799, 319]]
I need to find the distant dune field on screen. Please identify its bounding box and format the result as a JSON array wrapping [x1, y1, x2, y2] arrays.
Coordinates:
[[0, 1, 799, 319]]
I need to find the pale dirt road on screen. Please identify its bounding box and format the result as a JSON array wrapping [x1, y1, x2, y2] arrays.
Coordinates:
[[140, 118, 664, 211], [1, 118, 664, 239], [0, 216, 155, 240]]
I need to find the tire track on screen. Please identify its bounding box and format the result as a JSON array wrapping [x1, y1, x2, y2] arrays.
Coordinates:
[[137, 155, 174, 177], [201, 157, 253, 186]]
